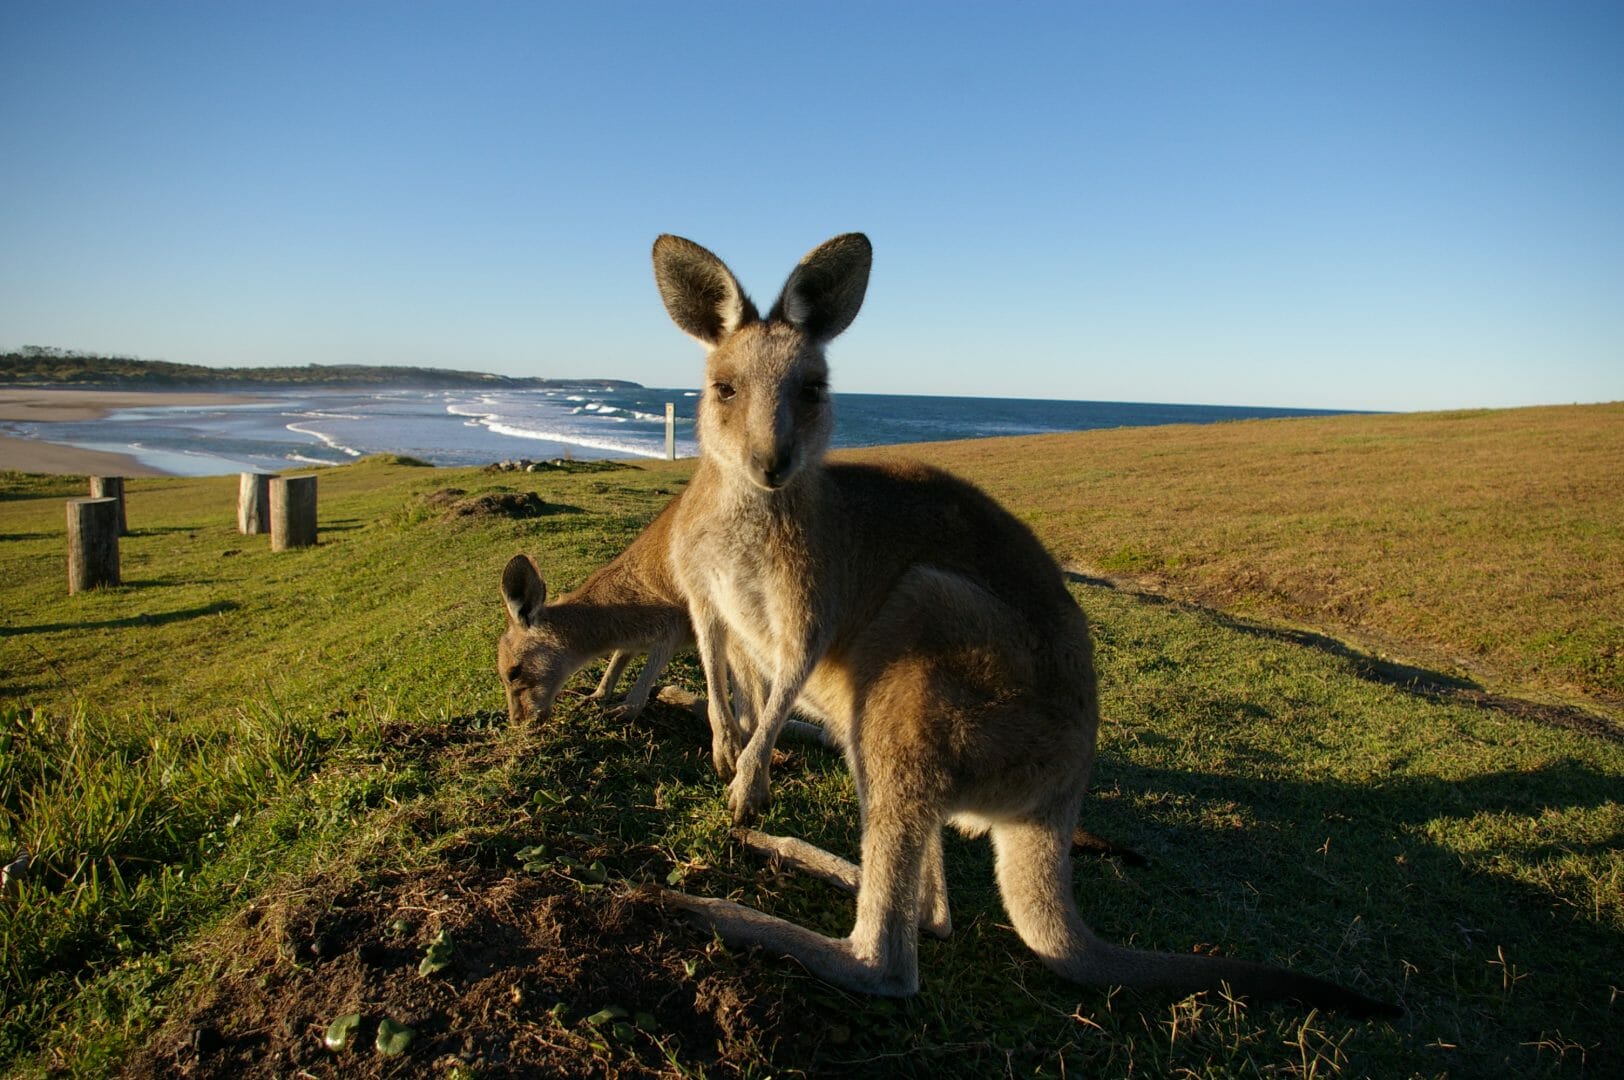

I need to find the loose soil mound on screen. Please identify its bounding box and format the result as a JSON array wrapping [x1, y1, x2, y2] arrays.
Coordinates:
[[126, 864, 804, 1078], [421, 488, 550, 521]]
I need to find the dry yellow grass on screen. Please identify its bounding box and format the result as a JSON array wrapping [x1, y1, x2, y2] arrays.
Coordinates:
[[847, 402, 1624, 719]]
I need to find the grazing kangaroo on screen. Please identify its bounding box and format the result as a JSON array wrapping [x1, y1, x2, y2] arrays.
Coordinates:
[[649, 233, 1396, 1013], [499, 498, 692, 723]]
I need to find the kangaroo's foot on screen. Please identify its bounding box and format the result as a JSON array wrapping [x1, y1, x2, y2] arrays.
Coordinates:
[[602, 699, 647, 722], [658, 888, 917, 997], [1071, 826, 1148, 867], [735, 829, 858, 890]]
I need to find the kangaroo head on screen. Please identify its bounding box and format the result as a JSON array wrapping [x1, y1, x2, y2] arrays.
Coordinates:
[[497, 553, 585, 722], [653, 233, 871, 492]]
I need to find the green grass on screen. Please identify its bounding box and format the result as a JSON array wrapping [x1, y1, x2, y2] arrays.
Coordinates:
[[856, 402, 1624, 716], [0, 414, 1620, 1076]]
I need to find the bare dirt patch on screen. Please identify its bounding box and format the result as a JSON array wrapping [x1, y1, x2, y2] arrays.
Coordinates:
[[126, 863, 809, 1078]]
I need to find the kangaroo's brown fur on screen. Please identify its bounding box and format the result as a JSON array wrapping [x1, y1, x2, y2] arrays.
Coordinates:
[[648, 233, 1398, 1013]]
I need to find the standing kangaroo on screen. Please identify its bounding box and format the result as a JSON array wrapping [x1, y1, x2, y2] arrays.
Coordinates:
[[650, 233, 1396, 1013]]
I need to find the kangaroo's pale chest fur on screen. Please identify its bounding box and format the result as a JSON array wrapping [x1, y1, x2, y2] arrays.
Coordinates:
[[674, 470, 826, 677]]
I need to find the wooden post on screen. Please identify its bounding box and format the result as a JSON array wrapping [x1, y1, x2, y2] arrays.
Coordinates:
[[238, 472, 273, 534], [270, 474, 317, 551], [665, 402, 676, 461], [89, 476, 127, 535], [67, 497, 121, 593]]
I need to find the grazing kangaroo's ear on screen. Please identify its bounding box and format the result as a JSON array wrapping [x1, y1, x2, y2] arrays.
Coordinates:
[[500, 553, 548, 628], [652, 235, 759, 347], [770, 233, 872, 343]]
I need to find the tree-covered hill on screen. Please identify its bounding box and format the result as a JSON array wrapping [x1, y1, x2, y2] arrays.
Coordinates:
[[0, 346, 640, 390]]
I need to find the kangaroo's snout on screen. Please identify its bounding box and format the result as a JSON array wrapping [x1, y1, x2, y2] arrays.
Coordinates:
[[751, 446, 796, 490]]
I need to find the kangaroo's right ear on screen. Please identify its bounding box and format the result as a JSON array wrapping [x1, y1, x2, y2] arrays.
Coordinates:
[[501, 554, 548, 627], [652, 235, 759, 347]]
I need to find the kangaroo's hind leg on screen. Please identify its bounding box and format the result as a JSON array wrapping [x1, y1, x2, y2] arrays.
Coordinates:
[[661, 829, 926, 996], [664, 761, 939, 996], [734, 827, 952, 939]]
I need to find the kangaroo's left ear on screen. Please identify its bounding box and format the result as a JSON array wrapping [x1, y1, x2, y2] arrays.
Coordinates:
[[770, 233, 872, 344], [500, 553, 548, 628]]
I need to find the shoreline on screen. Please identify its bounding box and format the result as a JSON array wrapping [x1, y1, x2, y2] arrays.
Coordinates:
[[0, 388, 269, 476]]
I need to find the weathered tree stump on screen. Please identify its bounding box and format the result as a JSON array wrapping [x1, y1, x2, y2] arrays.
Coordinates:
[[89, 476, 127, 535], [238, 472, 273, 535], [67, 497, 121, 593], [270, 474, 317, 551]]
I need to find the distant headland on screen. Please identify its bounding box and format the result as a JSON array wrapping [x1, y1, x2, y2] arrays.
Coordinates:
[[0, 346, 642, 392]]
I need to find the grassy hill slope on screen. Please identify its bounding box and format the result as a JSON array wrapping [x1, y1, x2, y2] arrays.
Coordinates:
[[1, 404, 1619, 1077]]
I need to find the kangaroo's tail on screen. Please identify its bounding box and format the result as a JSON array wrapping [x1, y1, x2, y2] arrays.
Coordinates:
[[990, 818, 1400, 1018]]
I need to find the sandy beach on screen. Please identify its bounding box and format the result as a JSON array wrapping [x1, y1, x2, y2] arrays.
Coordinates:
[[0, 388, 268, 476]]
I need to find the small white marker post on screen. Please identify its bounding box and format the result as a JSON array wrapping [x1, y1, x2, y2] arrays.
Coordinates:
[[665, 402, 676, 461]]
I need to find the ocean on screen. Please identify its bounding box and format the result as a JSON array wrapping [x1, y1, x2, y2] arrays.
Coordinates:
[[3, 386, 1354, 477]]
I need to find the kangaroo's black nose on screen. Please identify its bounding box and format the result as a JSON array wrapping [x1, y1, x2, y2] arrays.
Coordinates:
[[753, 449, 793, 489]]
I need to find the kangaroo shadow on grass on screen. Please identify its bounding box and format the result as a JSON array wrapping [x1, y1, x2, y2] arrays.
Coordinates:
[[1066, 570, 1475, 692], [1, 599, 239, 636], [1058, 755, 1622, 1053], [432, 685, 1617, 1069], [624, 686, 1619, 1066], [1065, 571, 1622, 743]]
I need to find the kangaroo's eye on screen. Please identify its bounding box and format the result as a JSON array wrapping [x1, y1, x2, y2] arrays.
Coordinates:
[[800, 381, 827, 404], [504, 667, 523, 684], [713, 382, 736, 401]]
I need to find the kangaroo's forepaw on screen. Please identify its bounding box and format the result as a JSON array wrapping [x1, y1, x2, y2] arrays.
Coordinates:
[[711, 743, 738, 783], [708, 710, 743, 781], [728, 769, 772, 826]]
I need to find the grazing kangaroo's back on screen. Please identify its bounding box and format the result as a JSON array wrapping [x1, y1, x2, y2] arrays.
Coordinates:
[[499, 495, 691, 722], [649, 233, 1397, 1015]]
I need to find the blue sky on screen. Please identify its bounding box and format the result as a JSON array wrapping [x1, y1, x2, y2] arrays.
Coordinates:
[[2, 2, 1620, 411]]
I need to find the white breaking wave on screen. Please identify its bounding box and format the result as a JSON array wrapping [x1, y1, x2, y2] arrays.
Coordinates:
[[446, 401, 498, 429], [285, 421, 362, 457], [480, 418, 667, 460]]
